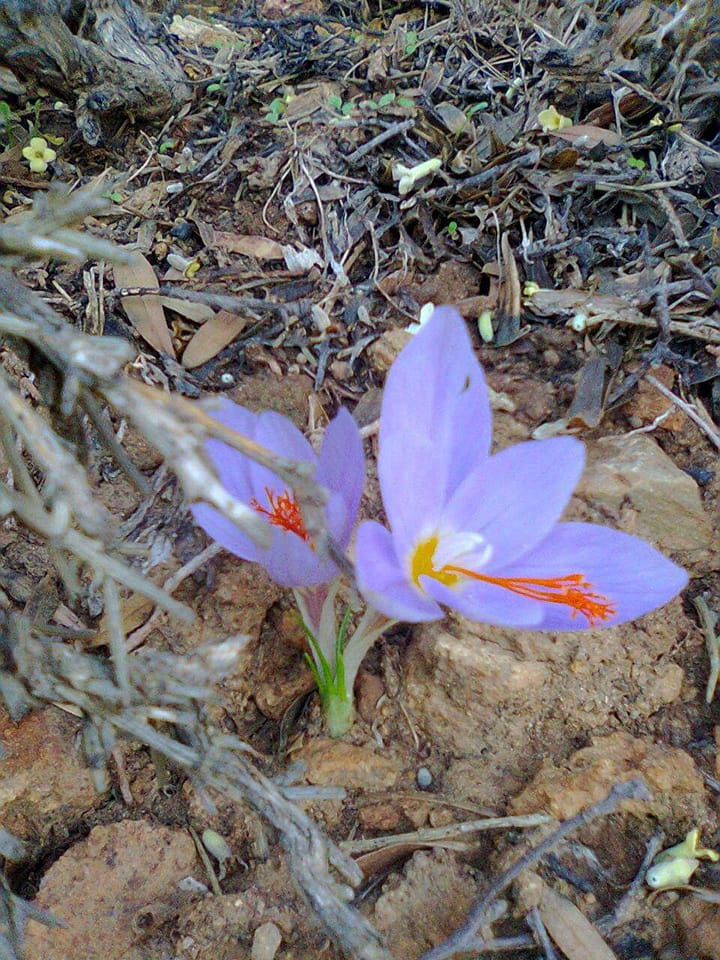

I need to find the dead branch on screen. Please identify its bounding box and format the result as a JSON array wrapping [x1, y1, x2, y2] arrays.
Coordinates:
[[0, 0, 191, 144], [416, 779, 652, 960], [0, 185, 379, 959]]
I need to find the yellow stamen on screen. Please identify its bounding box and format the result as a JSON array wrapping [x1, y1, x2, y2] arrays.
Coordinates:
[[411, 536, 617, 627], [250, 487, 310, 542], [411, 536, 459, 587]]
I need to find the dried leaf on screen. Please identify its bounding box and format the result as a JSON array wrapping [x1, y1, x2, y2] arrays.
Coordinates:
[[214, 233, 284, 259], [282, 245, 324, 272], [121, 181, 168, 215], [355, 842, 429, 878], [551, 124, 623, 148], [607, 1, 651, 49], [566, 357, 609, 428], [92, 593, 154, 647], [529, 289, 645, 325], [159, 296, 215, 323], [194, 218, 284, 260], [114, 253, 175, 356], [169, 13, 242, 45], [182, 310, 248, 368], [355, 840, 468, 879], [284, 83, 340, 121], [539, 885, 618, 960], [435, 101, 473, 136], [494, 234, 524, 345]]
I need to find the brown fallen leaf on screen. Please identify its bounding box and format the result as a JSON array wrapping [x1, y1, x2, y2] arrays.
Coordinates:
[[354, 840, 469, 879], [159, 296, 215, 324], [114, 252, 175, 356], [538, 884, 618, 960], [566, 344, 622, 429], [494, 233, 525, 345], [551, 124, 623, 148], [92, 592, 154, 647], [182, 309, 248, 368], [355, 842, 431, 879], [193, 218, 284, 260]]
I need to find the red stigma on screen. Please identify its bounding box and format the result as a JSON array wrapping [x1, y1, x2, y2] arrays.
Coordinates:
[[250, 487, 310, 542], [444, 567, 617, 627]]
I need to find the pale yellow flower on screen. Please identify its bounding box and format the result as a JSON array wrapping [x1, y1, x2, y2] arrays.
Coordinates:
[[538, 105, 572, 133], [646, 828, 719, 891], [22, 137, 57, 174], [392, 157, 442, 196]]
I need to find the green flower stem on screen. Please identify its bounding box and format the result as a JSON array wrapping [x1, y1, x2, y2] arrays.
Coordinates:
[[294, 585, 396, 738], [323, 692, 355, 738]]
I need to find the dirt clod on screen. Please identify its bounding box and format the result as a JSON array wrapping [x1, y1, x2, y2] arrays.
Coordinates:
[[25, 820, 198, 960]]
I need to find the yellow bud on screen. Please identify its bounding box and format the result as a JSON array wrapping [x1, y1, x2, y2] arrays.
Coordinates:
[[656, 828, 719, 864], [538, 105, 572, 133], [646, 856, 699, 890], [478, 310, 494, 342]]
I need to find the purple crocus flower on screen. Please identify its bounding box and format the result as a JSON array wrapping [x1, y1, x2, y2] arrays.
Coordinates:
[[355, 307, 688, 629], [192, 400, 364, 587]]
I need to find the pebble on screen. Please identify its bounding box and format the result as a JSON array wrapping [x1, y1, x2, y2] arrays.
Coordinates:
[[416, 766, 433, 789], [251, 921, 282, 960]]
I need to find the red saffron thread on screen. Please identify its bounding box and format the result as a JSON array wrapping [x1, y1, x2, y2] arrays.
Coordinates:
[[444, 566, 617, 627], [250, 487, 310, 542]]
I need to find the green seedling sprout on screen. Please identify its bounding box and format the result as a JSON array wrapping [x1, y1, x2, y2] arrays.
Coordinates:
[[266, 97, 287, 123], [404, 31, 419, 56], [302, 605, 353, 738]]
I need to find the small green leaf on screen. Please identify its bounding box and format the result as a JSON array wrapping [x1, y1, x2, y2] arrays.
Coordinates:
[[627, 156, 646, 169], [404, 31, 419, 55], [467, 102, 489, 117], [327, 94, 344, 111], [378, 92, 396, 108], [396, 97, 415, 109]]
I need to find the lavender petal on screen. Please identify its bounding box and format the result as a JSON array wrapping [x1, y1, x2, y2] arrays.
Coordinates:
[[378, 307, 492, 557], [355, 521, 443, 622], [441, 437, 586, 569]]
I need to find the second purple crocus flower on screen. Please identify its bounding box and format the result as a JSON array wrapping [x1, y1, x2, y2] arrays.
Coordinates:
[[192, 400, 364, 587], [355, 307, 688, 629]]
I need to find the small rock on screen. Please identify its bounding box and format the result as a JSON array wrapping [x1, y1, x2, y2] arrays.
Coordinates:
[[373, 849, 478, 960], [575, 433, 716, 572], [510, 731, 706, 824], [0, 707, 99, 844], [368, 329, 411, 373], [623, 366, 684, 432], [296, 737, 402, 789], [416, 767, 433, 789], [359, 801, 406, 832], [251, 921, 282, 960]]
